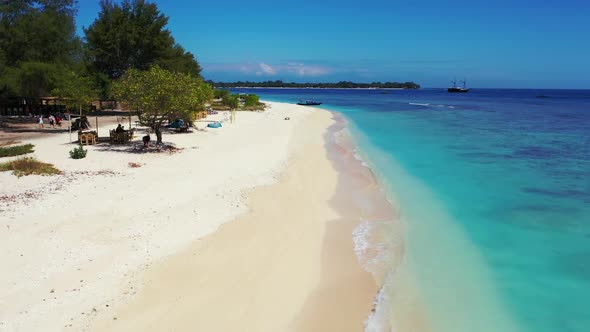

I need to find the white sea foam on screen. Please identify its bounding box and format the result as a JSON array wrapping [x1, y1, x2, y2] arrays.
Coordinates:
[[353, 148, 372, 168], [342, 121, 402, 332], [352, 218, 373, 270], [353, 218, 397, 332], [353, 219, 390, 275], [364, 285, 394, 332]]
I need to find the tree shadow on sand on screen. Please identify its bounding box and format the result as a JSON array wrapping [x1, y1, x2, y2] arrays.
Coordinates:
[[92, 141, 182, 154], [0, 127, 70, 134]]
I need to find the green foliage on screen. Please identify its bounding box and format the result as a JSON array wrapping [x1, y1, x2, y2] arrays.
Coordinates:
[[84, 0, 201, 81], [0, 1, 80, 103], [0, 144, 35, 158], [0, 157, 62, 177], [214, 89, 231, 100], [3, 62, 62, 102], [157, 44, 202, 77], [244, 94, 259, 107], [52, 70, 98, 113], [0, 0, 79, 66], [69, 145, 87, 159], [222, 94, 239, 109], [91, 72, 113, 100], [112, 66, 212, 142]]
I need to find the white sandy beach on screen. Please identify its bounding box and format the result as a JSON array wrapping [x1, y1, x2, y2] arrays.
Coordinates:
[[0, 102, 376, 331]]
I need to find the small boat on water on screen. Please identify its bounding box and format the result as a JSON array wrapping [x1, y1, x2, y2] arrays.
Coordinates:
[[297, 99, 322, 106], [448, 79, 470, 93]]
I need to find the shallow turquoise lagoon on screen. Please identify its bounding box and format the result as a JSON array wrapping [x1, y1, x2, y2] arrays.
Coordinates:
[[233, 88, 590, 332]]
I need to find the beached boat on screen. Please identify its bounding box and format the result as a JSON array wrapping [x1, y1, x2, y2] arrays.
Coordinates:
[[297, 100, 322, 106], [448, 79, 470, 93]]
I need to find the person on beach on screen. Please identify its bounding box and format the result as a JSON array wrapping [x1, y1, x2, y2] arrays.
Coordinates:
[[55, 116, 62, 127], [48, 115, 55, 128], [142, 133, 151, 148], [116, 124, 124, 133], [38, 115, 44, 128]]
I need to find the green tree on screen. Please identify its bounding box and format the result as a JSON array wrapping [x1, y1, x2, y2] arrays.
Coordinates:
[[222, 94, 239, 124], [84, 0, 201, 84], [244, 94, 259, 107], [52, 70, 98, 115], [213, 89, 231, 100], [0, 0, 81, 107], [0, 0, 79, 66], [112, 66, 212, 144], [4, 62, 59, 98], [222, 94, 239, 109]]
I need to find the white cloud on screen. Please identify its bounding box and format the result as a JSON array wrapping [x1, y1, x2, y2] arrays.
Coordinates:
[[203, 61, 332, 77], [283, 63, 330, 76], [259, 63, 276, 75]]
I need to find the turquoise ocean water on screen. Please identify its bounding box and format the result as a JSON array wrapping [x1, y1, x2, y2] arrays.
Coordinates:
[[234, 88, 590, 331]]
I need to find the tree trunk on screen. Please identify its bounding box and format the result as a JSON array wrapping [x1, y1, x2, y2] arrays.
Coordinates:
[[155, 124, 162, 144]]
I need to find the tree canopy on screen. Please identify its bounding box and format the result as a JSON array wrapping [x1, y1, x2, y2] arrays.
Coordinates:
[[222, 94, 239, 109], [244, 94, 259, 107], [84, 0, 201, 82], [0, 0, 81, 106], [0, 0, 206, 110], [112, 66, 212, 143], [52, 70, 98, 114], [0, 0, 79, 66], [213, 89, 231, 100]]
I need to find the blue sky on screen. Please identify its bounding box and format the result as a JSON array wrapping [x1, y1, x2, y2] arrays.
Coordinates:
[[76, 0, 590, 88]]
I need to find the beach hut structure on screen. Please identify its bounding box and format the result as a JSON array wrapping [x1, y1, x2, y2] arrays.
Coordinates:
[[0, 96, 68, 116]]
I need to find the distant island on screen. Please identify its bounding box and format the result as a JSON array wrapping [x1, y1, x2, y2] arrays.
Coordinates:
[[208, 80, 420, 89]]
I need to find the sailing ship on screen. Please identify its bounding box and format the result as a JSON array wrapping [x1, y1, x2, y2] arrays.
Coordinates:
[[448, 79, 470, 93]]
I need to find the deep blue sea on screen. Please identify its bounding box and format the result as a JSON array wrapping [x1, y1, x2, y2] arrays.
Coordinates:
[[233, 88, 590, 332]]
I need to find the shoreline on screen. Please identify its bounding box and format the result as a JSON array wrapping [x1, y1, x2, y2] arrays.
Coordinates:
[[1, 101, 389, 331], [87, 107, 383, 331]]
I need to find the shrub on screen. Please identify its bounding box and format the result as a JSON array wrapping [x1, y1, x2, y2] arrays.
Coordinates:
[[214, 89, 231, 99], [222, 94, 239, 109], [0, 144, 35, 158], [69, 145, 87, 159], [0, 157, 61, 177], [244, 94, 259, 107]]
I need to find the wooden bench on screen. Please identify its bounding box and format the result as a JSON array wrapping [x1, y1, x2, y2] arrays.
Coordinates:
[[78, 131, 97, 145], [109, 129, 135, 144]]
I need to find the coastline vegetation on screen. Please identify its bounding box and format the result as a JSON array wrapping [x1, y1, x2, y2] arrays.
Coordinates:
[[0, 157, 61, 177], [1, 1, 266, 145], [0, 0, 209, 115], [210, 80, 420, 89], [212, 90, 265, 111], [84, 0, 202, 96], [0, 144, 35, 158], [113, 66, 213, 143]]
